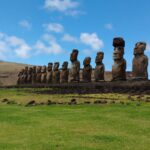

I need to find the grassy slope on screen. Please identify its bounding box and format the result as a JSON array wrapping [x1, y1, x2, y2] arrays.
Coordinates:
[[0, 104, 150, 150], [0, 89, 150, 150], [0, 61, 30, 86]]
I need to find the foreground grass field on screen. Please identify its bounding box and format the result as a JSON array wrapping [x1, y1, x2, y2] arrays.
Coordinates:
[[0, 89, 150, 150]]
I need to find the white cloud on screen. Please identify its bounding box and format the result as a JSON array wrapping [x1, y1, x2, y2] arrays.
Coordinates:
[[104, 23, 113, 30], [80, 33, 104, 50], [43, 23, 64, 33], [0, 31, 63, 60], [34, 34, 63, 55], [0, 41, 10, 60], [146, 43, 150, 52], [44, 0, 84, 16], [44, 0, 79, 12], [62, 34, 78, 43], [65, 10, 85, 17], [0, 32, 31, 59], [19, 20, 31, 30]]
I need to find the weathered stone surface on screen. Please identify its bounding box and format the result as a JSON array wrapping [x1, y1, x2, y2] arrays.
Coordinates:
[[82, 57, 92, 82], [32, 66, 36, 84], [69, 49, 80, 82], [68, 99, 77, 105], [46, 63, 53, 84], [112, 48, 126, 81], [41, 66, 47, 83], [17, 69, 24, 84], [25, 100, 36, 107], [27, 67, 33, 84], [113, 37, 125, 47], [36, 66, 42, 83], [23, 66, 28, 84], [112, 38, 126, 81], [132, 42, 148, 80], [52, 62, 60, 83], [60, 61, 69, 83], [94, 52, 105, 81]]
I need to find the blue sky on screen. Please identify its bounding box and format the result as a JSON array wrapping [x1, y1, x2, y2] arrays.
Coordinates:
[[0, 0, 150, 74]]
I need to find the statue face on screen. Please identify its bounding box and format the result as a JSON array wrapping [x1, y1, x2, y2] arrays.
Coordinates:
[[54, 63, 59, 71], [134, 48, 143, 55], [33, 66, 36, 70], [62, 62, 68, 70], [135, 42, 146, 50], [28, 67, 33, 74], [96, 52, 104, 63], [113, 49, 122, 60], [37, 66, 41, 73], [84, 57, 91, 66], [48, 63, 53, 71], [24, 66, 28, 73], [114, 47, 124, 56], [70, 52, 77, 62], [134, 42, 146, 55], [70, 50, 78, 62], [41, 66, 46, 73]]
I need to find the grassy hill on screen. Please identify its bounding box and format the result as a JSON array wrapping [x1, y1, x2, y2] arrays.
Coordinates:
[[0, 61, 30, 86]]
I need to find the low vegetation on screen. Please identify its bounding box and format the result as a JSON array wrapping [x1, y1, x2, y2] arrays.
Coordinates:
[[0, 88, 150, 150]]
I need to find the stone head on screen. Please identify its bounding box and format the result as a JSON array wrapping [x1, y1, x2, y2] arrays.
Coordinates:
[[83, 57, 91, 66], [53, 62, 59, 71], [114, 46, 124, 57], [70, 49, 79, 62], [28, 67, 33, 74], [41, 65, 47, 73], [113, 48, 122, 60], [37, 66, 42, 73], [47, 63, 53, 71], [32, 66, 36, 73], [95, 52, 104, 64], [134, 42, 146, 55], [62, 61, 68, 70], [24, 66, 28, 73]]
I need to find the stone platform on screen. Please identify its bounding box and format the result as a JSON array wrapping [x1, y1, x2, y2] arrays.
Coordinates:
[[0, 81, 150, 95]]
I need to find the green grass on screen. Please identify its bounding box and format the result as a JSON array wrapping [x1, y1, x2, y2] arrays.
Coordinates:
[[0, 89, 150, 150], [0, 88, 149, 105]]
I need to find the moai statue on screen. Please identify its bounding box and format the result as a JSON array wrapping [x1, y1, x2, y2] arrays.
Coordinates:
[[52, 62, 60, 83], [82, 57, 92, 82], [36, 66, 42, 83], [94, 52, 105, 81], [32, 66, 36, 84], [132, 42, 148, 80], [112, 38, 126, 81], [41, 65, 47, 83], [27, 67, 33, 84], [17, 69, 24, 85], [23, 66, 28, 84], [20, 69, 25, 84], [69, 49, 80, 82], [60, 61, 69, 83], [46, 63, 53, 84]]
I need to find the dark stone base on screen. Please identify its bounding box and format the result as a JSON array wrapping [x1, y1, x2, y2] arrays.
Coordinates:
[[1, 80, 150, 95]]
